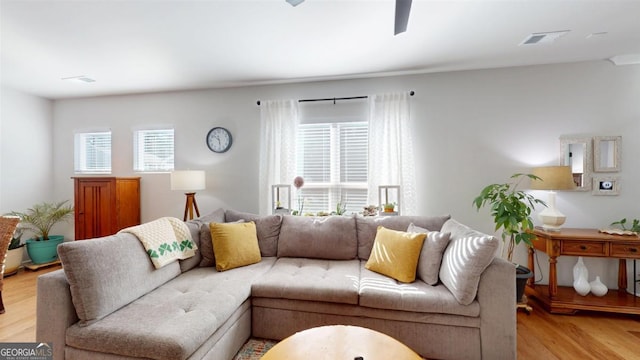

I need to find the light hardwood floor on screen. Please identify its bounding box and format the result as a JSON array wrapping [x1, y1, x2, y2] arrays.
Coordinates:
[[2, 266, 640, 359]]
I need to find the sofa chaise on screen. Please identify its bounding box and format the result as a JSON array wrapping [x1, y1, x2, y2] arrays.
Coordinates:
[[36, 209, 516, 360]]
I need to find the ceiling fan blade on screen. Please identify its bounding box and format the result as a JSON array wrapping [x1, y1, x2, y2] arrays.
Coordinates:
[[394, 0, 412, 35]]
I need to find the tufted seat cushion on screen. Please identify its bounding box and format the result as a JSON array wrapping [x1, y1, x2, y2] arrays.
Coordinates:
[[65, 258, 276, 360], [252, 258, 360, 305], [359, 262, 480, 317]]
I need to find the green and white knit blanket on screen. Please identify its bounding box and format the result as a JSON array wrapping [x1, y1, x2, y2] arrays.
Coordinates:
[[119, 217, 197, 269]]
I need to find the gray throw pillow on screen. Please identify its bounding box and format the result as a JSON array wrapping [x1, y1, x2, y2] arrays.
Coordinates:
[[224, 209, 283, 257], [407, 223, 451, 285], [195, 208, 226, 267], [438, 219, 499, 305]]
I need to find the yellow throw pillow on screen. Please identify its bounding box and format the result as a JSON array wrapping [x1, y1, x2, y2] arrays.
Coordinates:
[[365, 226, 427, 283], [210, 221, 261, 271]]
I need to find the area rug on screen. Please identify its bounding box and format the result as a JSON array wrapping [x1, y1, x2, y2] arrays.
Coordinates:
[[233, 338, 278, 360]]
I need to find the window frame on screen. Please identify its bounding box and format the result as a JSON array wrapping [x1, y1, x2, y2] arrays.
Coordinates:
[[74, 131, 112, 174], [296, 121, 368, 214], [133, 128, 175, 173]]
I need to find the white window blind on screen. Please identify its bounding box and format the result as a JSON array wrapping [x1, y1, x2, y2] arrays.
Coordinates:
[[296, 122, 368, 214], [133, 129, 174, 172], [74, 131, 112, 174]]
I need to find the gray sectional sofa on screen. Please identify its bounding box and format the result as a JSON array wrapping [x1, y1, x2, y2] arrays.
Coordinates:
[[36, 209, 516, 360]]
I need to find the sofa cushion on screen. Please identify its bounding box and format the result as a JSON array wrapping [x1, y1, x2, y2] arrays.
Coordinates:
[[359, 262, 480, 317], [193, 208, 226, 267], [58, 233, 181, 326], [407, 223, 452, 285], [65, 260, 276, 360], [439, 219, 499, 305], [365, 226, 426, 283], [178, 220, 202, 272], [199, 219, 245, 268], [252, 258, 360, 305], [277, 215, 357, 260], [225, 209, 283, 257], [210, 222, 262, 271], [356, 215, 451, 260]]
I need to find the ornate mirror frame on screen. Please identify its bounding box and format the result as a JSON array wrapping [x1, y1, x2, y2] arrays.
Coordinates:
[[593, 136, 621, 173], [559, 136, 592, 191]]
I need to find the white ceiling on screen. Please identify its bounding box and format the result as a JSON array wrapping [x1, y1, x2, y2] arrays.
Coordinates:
[[2, 0, 640, 100]]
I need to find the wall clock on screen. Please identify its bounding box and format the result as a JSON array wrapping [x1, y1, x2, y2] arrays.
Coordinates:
[[206, 127, 232, 153]]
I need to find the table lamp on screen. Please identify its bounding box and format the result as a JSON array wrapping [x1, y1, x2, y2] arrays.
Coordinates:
[[171, 170, 206, 221], [530, 166, 576, 231]]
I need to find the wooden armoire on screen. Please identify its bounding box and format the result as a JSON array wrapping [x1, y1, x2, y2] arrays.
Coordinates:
[[72, 177, 141, 240]]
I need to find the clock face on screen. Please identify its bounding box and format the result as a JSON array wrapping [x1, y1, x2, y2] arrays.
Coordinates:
[[206, 127, 232, 153]]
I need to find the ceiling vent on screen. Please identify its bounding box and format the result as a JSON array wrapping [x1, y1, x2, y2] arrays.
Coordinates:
[[609, 54, 640, 66], [62, 75, 96, 83], [520, 30, 570, 45]]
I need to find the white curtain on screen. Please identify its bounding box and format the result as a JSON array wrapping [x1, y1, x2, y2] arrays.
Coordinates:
[[367, 92, 417, 215], [258, 100, 299, 215]]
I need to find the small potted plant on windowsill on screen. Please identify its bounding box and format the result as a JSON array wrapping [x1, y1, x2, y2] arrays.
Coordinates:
[[382, 202, 396, 213], [473, 173, 547, 303], [8, 200, 74, 265]]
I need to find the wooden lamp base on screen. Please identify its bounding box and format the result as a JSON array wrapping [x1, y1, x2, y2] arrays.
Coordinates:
[[183, 192, 201, 221]]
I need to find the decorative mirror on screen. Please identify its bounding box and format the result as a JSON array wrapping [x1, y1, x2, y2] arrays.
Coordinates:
[[559, 136, 592, 191], [593, 136, 621, 173]]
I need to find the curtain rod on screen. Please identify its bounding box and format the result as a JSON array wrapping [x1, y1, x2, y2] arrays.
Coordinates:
[[256, 91, 414, 106]]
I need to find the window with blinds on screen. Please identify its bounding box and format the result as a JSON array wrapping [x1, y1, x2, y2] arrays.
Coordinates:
[[296, 121, 368, 214], [133, 129, 175, 172], [74, 131, 112, 174]]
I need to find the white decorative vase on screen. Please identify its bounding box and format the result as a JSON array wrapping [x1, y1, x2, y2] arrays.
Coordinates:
[[572, 257, 588, 282], [590, 276, 608, 297], [573, 273, 591, 296], [573, 257, 591, 296]]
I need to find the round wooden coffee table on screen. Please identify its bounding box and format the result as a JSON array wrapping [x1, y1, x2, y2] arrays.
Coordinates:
[[261, 325, 422, 360]]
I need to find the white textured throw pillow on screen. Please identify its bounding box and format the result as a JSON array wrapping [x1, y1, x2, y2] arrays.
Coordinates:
[[407, 223, 451, 285], [438, 219, 499, 305]]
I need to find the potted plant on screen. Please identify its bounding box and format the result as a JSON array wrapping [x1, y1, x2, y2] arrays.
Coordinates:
[[472, 173, 546, 303], [8, 200, 74, 264], [4, 226, 25, 276], [382, 202, 396, 213], [610, 218, 640, 234]]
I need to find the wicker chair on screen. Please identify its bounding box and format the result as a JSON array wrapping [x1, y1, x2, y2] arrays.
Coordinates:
[[0, 216, 20, 314]]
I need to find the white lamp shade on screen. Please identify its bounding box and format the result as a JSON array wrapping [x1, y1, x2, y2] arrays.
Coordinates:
[[171, 170, 206, 191]]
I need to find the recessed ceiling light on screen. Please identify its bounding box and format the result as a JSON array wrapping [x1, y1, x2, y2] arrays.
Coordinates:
[[62, 75, 96, 83], [520, 30, 570, 45]]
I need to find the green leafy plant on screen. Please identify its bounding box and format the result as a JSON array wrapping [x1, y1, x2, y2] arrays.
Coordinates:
[[8, 200, 74, 240], [473, 173, 547, 262], [610, 218, 640, 233], [8, 227, 24, 250], [334, 201, 347, 215]]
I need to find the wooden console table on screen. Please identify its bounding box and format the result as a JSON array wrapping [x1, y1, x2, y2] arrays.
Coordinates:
[[526, 228, 640, 315]]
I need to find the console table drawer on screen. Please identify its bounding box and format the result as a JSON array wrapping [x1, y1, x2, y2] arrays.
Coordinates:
[[561, 241, 607, 256], [610, 243, 640, 259]]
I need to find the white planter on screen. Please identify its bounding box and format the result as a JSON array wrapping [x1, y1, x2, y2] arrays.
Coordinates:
[[4, 247, 24, 276]]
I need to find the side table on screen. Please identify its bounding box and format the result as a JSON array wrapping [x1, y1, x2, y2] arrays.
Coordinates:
[[526, 227, 640, 315]]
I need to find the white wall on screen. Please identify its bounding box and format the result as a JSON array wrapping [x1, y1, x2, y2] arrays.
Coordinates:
[[51, 60, 640, 289], [1, 86, 54, 264], [0, 86, 54, 214]]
